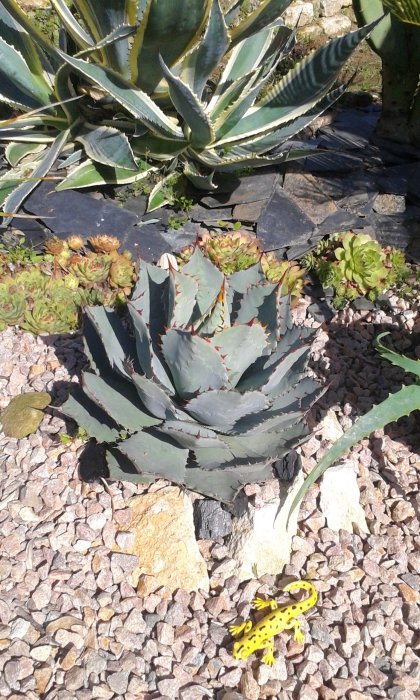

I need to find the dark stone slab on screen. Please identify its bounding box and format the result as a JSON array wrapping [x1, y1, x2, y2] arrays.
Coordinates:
[[282, 172, 338, 225], [201, 171, 278, 208], [5, 217, 50, 247], [307, 300, 335, 323], [232, 199, 266, 222], [191, 204, 234, 222], [119, 193, 148, 217], [273, 450, 301, 482], [256, 187, 314, 251], [337, 190, 378, 217], [22, 181, 138, 237], [352, 297, 375, 311], [369, 211, 420, 259], [316, 209, 367, 235], [119, 220, 197, 262], [318, 108, 379, 151], [301, 151, 364, 173], [194, 500, 232, 540]]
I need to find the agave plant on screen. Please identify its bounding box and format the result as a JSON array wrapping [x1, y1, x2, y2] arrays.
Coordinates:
[[60, 247, 323, 502], [0, 0, 379, 218], [178, 230, 305, 298]]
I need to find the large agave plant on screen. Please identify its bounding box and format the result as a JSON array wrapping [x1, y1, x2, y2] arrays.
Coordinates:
[[60, 247, 323, 502], [0, 0, 379, 217]]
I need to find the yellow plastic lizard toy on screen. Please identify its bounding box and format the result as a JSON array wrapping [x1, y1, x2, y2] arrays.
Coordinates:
[[229, 580, 317, 665]]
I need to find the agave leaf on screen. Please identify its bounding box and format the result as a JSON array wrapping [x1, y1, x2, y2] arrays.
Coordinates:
[[132, 133, 188, 160], [72, 0, 137, 77], [375, 332, 420, 378], [0, 36, 53, 110], [270, 376, 325, 412], [183, 161, 217, 191], [50, 0, 93, 49], [167, 268, 198, 328], [181, 0, 230, 100], [185, 389, 270, 429], [82, 372, 160, 430], [54, 48, 185, 139], [185, 462, 274, 503], [161, 328, 228, 399], [147, 173, 176, 211], [130, 0, 212, 94], [233, 281, 278, 337], [261, 344, 312, 396], [0, 0, 60, 65], [59, 387, 120, 442], [0, 3, 52, 85], [223, 416, 308, 457], [209, 323, 268, 387], [130, 260, 168, 328], [230, 408, 306, 436], [158, 420, 227, 449], [230, 0, 293, 47], [197, 280, 230, 335], [5, 141, 46, 167], [228, 263, 265, 293], [127, 303, 174, 392], [382, 0, 420, 25], [159, 55, 215, 149], [130, 372, 178, 420], [56, 158, 155, 190], [181, 246, 224, 320], [215, 22, 380, 146], [117, 429, 189, 483], [84, 306, 136, 380], [106, 448, 156, 485], [288, 383, 420, 520], [75, 124, 137, 170], [3, 128, 69, 222], [1, 391, 51, 438]]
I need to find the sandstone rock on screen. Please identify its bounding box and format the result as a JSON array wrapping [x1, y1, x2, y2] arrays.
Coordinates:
[[226, 473, 304, 581], [319, 15, 352, 36], [115, 487, 209, 595], [284, 2, 314, 27], [320, 0, 343, 17], [320, 461, 369, 534]]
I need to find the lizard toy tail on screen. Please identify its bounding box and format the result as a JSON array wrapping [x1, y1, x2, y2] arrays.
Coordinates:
[[282, 580, 318, 614]]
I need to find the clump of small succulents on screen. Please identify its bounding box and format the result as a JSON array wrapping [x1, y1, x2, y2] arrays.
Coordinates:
[[177, 231, 305, 299], [302, 232, 410, 309], [0, 233, 136, 334]]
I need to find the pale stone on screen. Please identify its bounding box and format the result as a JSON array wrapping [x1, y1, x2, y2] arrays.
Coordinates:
[[320, 0, 343, 17], [226, 473, 304, 581], [115, 487, 209, 595], [284, 2, 314, 27], [318, 409, 344, 442], [319, 15, 352, 36], [320, 461, 368, 534]]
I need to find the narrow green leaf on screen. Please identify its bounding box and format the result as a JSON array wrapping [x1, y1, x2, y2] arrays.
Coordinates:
[[288, 384, 420, 520], [230, 0, 293, 47], [0, 36, 53, 110], [375, 333, 420, 379], [50, 0, 93, 49], [5, 141, 45, 167]]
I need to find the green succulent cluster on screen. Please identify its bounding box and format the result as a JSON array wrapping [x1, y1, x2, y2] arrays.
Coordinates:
[[302, 232, 409, 309], [0, 234, 136, 334], [61, 247, 323, 503], [177, 231, 305, 298]]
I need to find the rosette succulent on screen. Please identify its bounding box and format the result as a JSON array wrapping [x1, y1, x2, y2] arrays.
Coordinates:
[[21, 282, 79, 334], [70, 253, 112, 287], [60, 247, 323, 502], [302, 232, 408, 308], [0, 281, 26, 329]]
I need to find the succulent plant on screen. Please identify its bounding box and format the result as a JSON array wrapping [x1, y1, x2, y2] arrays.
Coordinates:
[[60, 247, 323, 503], [44, 237, 68, 256], [0, 0, 379, 219], [70, 253, 112, 287], [302, 232, 407, 308], [0, 283, 26, 329], [21, 282, 79, 335], [261, 253, 305, 298], [67, 235, 84, 251], [0, 391, 51, 438], [108, 255, 136, 292], [88, 235, 121, 254]]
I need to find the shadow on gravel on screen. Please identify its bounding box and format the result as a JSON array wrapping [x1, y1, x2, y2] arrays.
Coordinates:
[[308, 314, 420, 455]]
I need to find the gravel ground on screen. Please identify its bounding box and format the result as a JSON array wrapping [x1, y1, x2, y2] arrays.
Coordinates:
[[0, 294, 419, 700]]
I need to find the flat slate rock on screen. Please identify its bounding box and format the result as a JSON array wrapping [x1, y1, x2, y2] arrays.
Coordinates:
[[282, 172, 338, 225], [200, 171, 278, 208], [4, 217, 50, 248], [257, 187, 314, 250], [316, 209, 366, 235], [318, 107, 379, 151], [190, 204, 234, 222], [22, 181, 137, 237], [119, 221, 196, 262]]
